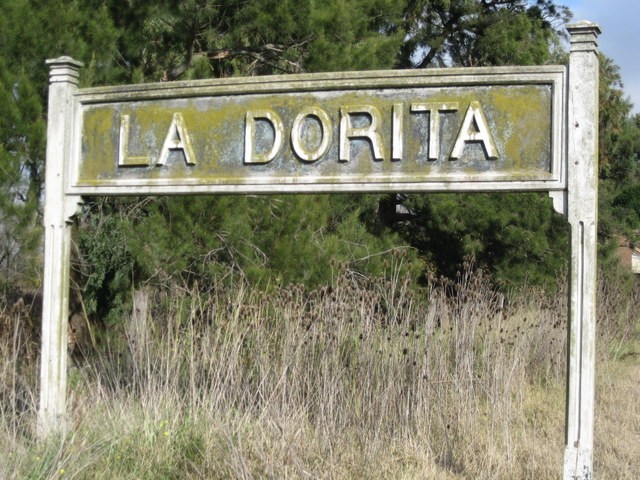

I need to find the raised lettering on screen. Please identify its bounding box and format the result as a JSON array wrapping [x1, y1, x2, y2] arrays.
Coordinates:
[[450, 101, 498, 160], [339, 105, 385, 162], [411, 102, 459, 160], [291, 107, 332, 162], [157, 113, 197, 166], [245, 109, 284, 164], [392, 103, 404, 161], [118, 114, 151, 167]]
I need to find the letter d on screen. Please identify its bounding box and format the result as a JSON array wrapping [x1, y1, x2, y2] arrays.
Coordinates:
[[244, 110, 284, 164]]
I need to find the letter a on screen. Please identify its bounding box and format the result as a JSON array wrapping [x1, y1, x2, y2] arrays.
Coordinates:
[[450, 101, 498, 160], [157, 113, 197, 166]]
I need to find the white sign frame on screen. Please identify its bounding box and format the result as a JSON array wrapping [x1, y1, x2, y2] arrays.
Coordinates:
[[68, 67, 566, 195], [39, 22, 600, 480]]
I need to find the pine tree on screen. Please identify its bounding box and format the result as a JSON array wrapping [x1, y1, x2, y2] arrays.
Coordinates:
[[2, 0, 638, 307], [597, 55, 640, 245], [0, 0, 119, 288], [385, 0, 573, 289], [76, 0, 414, 316]]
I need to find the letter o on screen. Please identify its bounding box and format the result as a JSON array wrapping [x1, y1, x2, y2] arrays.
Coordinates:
[[291, 107, 332, 162]]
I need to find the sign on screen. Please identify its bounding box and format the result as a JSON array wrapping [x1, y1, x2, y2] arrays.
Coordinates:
[[71, 68, 565, 194], [40, 21, 601, 480]]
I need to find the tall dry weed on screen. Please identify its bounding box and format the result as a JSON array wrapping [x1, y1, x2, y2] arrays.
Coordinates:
[[0, 267, 637, 478]]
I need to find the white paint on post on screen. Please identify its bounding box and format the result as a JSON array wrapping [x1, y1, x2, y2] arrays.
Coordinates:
[[38, 57, 83, 437], [564, 21, 601, 480]]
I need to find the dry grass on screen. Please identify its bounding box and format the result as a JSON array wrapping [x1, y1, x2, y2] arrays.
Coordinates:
[[594, 358, 640, 479], [0, 266, 638, 479]]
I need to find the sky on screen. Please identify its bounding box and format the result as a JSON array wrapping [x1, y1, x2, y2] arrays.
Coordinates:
[[565, 0, 640, 114]]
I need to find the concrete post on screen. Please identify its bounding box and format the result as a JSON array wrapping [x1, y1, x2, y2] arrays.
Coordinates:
[[564, 21, 601, 480], [37, 57, 83, 437]]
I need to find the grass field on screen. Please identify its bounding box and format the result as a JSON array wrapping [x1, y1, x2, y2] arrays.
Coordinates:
[[1, 266, 638, 479]]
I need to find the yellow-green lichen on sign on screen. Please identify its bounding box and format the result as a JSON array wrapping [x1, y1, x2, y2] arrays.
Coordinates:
[[74, 71, 562, 194]]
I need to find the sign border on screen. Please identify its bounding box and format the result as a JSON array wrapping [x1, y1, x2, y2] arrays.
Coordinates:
[[68, 66, 566, 195]]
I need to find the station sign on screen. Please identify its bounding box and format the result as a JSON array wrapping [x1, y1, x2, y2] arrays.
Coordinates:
[[70, 67, 565, 195], [41, 22, 601, 478]]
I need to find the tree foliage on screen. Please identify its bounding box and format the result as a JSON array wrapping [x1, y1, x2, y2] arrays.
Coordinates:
[[387, 0, 573, 289], [0, 0, 119, 287], [596, 55, 640, 245], [1, 0, 639, 312], [76, 0, 415, 315], [397, 0, 570, 68]]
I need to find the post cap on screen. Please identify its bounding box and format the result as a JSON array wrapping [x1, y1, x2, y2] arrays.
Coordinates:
[[567, 21, 601, 52], [46, 57, 84, 85]]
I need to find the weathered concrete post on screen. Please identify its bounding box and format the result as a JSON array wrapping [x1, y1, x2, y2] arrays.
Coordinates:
[[38, 57, 83, 437], [564, 21, 600, 480]]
